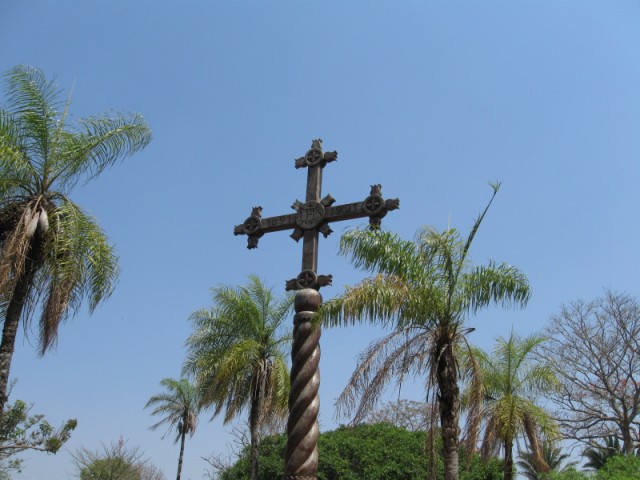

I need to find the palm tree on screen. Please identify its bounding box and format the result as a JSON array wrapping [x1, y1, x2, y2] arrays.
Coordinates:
[[321, 183, 530, 480], [0, 66, 151, 412], [582, 436, 629, 470], [183, 275, 293, 480], [517, 440, 577, 480], [145, 378, 200, 480], [470, 332, 560, 480]]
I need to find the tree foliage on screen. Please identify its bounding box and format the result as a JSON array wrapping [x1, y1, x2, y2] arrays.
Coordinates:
[[364, 399, 433, 432], [595, 454, 640, 480], [217, 423, 503, 480], [0, 399, 76, 475], [541, 291, 640, 453], [547, 455, 640, 480], [517, 441, 577, 480], [581, 435, 632, 471], [72, 438, 166, 480], [545, 468, 589, 480]]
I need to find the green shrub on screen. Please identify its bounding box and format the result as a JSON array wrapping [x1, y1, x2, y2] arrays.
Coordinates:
[[220, 423, 502, 480]]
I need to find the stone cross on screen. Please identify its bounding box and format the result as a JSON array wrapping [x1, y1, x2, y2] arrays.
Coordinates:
[[234, 139, 399, 480]]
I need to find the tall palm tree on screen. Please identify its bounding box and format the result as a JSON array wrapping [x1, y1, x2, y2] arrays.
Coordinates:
[[321, 183, 530, 480], [183, 275, 293, 480], [470, 332, 560, 480], [0, 66, 151, 412], [145, 378, 200, 480], [517, 440, 577, 480]]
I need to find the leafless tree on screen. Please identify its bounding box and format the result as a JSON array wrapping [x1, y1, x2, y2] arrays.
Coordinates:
[[201, 423, 259, 480], [202, 453, 231, 480], [541, 290, 640, 454], [364, 399, 433, 432]]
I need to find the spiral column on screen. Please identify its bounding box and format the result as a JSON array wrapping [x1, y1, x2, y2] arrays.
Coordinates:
[[283, 288, 322, 480]]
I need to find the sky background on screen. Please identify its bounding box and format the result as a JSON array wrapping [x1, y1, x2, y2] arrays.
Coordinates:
[[1, 1, 639, 479]]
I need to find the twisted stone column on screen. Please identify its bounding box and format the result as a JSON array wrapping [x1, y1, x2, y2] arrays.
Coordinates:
[[283, 288, 321, 480]]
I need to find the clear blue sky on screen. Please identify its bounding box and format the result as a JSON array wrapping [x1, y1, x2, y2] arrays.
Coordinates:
[[1, 1, 639, 479]]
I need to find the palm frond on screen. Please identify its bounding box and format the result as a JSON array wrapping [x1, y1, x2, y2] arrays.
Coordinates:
[[336, 326, 432, 423], [583, 436, 623, 470], [0, 111, 36, 198], [0, 199, 48, 304], [462, 262, 530, 314], [269, 355, 291, 416], [4, 66, 61, 168], [145, 378, 200, 444], [480, 415, 501, 460], [460, 342, 484, 464], [33, 198, 118, 353], [517, 440, 577, 480], [50, 113, 151, 192], [320, 274, 422, 329], [461, 181, 500, 263], [415, 226, 463, 289], [339, 228, 423, 281], [212, 284, 263, 333], [4, 66, 61, 114]]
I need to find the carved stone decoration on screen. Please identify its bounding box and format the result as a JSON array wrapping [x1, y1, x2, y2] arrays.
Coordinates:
[[233, 206, 264, 249], [294, 139, 338, 169], [320, 194, 336, 207], [233, 140, 399, 480], [290, 227, 305, 243], [285, 278, 298, 291], [295, 201, 326, 230], [317, 223, 332, 238], [296, 270, 317, 289], [317, 274, 333, 288], [304, 145, 323, 167], [364, 185, 400, 228], [385, 198, 401, 211], [285, 272, 333, 291]]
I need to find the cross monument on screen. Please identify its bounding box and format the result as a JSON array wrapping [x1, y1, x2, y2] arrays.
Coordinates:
[[234, 139, 399, 480]]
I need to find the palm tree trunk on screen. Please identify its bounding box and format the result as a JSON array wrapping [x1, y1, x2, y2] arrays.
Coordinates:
[[504, 438, 514, 480], [176, 428, 186, 480], [249, 382, 263, 480], [436, 338, 460, 480], [0, 258, 35, 413]]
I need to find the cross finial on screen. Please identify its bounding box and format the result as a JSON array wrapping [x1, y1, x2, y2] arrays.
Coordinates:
[[294, 139, 338, 169]]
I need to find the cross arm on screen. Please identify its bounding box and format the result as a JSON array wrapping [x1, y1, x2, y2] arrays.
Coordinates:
[[325, 183, 400, 228], [234, 185, 400, 249], [233, 207, 299, 249]]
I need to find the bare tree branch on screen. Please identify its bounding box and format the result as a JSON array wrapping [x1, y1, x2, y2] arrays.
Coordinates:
[[541, 291, 640, 454]]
